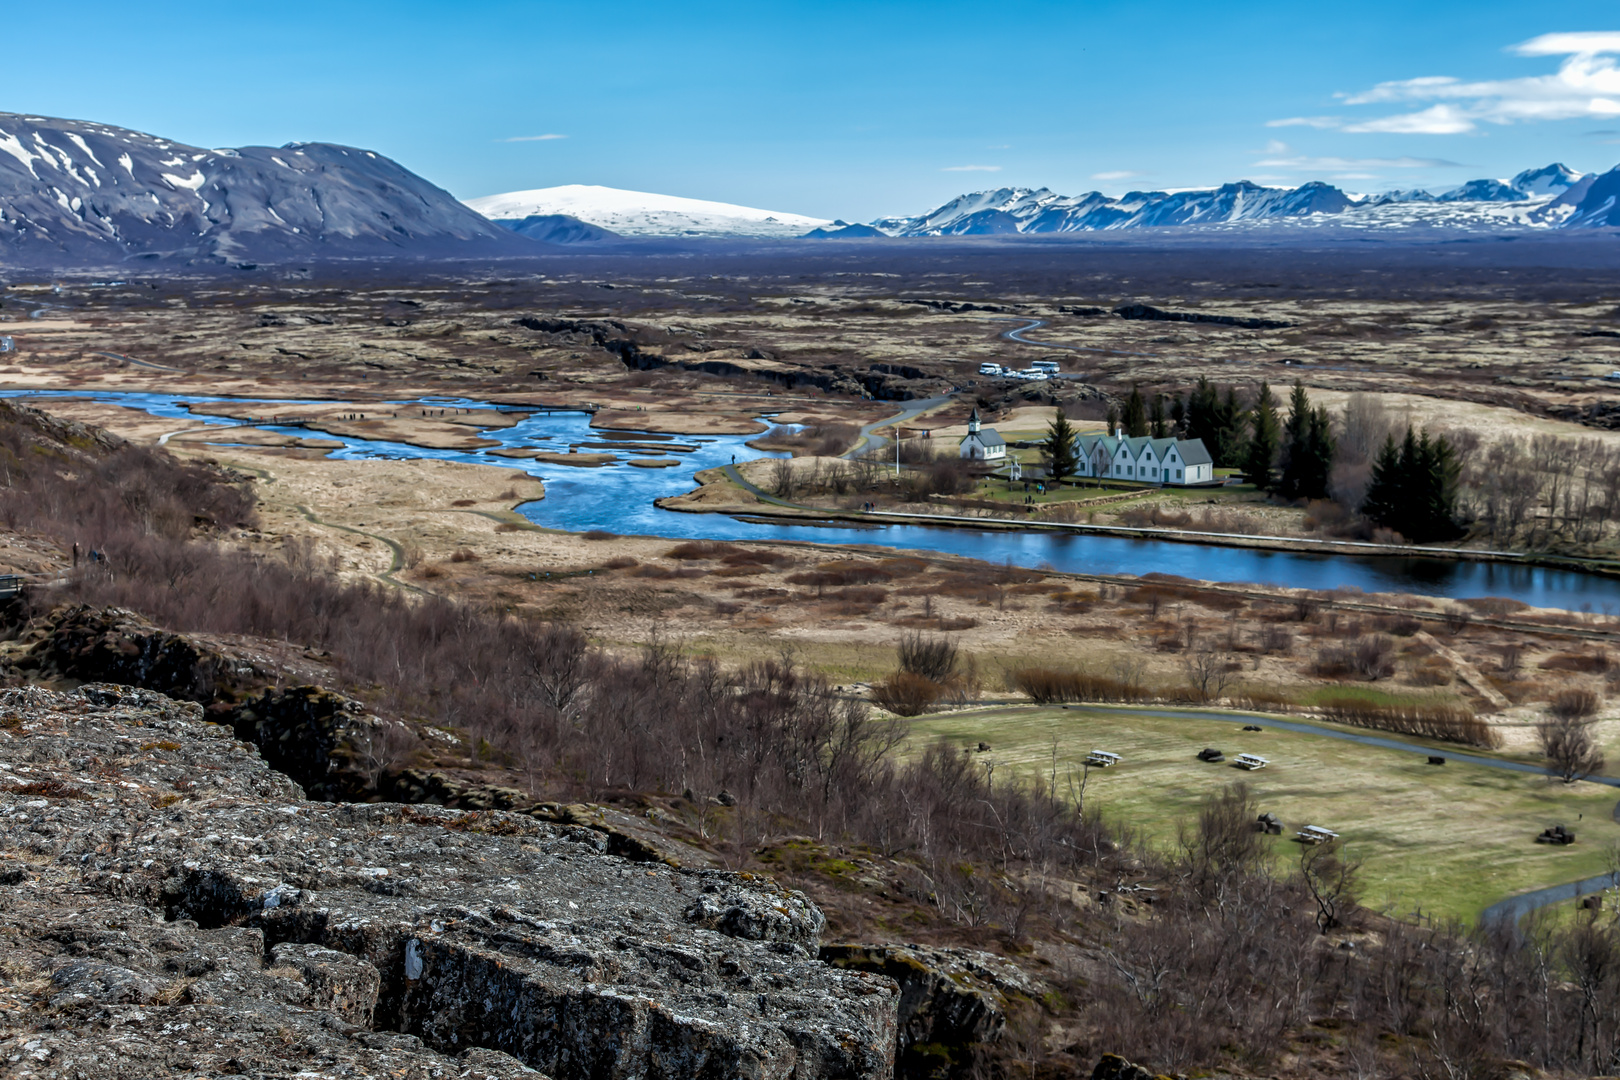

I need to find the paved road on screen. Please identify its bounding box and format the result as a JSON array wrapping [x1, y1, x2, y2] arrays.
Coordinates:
[[998, 318, 1153, 359], [845, 395, 954, 457]]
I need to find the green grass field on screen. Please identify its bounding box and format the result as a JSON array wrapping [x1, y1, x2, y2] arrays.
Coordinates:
[[905, 705, 1620, 923]]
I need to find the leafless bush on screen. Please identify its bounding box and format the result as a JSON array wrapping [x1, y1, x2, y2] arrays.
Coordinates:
[[770, 456, 798, 499], [1537, 708, 1605, 783], [897, 631, 959, 683], [1317, 694, 1498, 747], [870, 670, 944, 716], [1313, 634, 1396, 680], [351, 718, 422, 790], [1182, 647, 1237, 703], [1550, 686, 1602, 720], [1013, 667, 1149, 704]]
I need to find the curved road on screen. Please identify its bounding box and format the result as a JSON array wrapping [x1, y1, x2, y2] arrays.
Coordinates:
[[999, 317, 1153, 359], [845, 395, 954, 457]]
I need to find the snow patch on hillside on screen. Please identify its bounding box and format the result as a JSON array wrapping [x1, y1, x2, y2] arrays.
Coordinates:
[[466, 184, 830, 239]]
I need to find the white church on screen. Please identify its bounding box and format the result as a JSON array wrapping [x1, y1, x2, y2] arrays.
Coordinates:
[[957, 408, 1006, 461]]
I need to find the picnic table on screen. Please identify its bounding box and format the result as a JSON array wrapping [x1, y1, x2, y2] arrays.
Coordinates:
[[1085, 751, 1121, 768], [1234, 753, 1269, 771], [1296, 825, 1339, 845]]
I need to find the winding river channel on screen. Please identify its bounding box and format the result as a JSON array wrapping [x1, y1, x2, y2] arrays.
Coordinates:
[[13, 389, 1620, 613]]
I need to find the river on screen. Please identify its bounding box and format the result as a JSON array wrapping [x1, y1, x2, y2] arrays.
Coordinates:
[[10, 388, 1620, 612]]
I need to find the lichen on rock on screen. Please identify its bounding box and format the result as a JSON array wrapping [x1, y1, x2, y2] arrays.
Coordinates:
[[0, 684, 899, 1078]]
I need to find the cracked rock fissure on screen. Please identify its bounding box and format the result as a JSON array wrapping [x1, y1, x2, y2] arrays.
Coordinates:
[[0, 684, 899, 1079]]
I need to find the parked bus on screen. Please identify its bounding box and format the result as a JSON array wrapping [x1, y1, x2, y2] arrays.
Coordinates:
[[1030, 360, 1060, 374]]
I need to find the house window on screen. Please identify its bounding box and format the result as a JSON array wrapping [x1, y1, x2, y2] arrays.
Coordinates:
[[1176, 469, 1182, 480]]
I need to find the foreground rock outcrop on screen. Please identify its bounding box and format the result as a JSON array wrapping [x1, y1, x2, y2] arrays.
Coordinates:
[[0, 685, 899, 1078]]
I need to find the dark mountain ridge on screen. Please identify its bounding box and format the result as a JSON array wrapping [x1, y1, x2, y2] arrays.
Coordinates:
[[0, 112, 534, 265]]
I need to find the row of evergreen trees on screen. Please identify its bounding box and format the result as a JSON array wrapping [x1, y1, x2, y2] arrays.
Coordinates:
[[1082, 379, 1461, 540], [1103, 379, 1335, 500], [1361, 428, 1463, 542]]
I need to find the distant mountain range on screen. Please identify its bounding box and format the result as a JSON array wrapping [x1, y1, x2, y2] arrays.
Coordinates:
[[1, 109, 1616, 266], [0, 112, 542, 265], [815, 162, 1620, 237], [465, 185, 831, 239]]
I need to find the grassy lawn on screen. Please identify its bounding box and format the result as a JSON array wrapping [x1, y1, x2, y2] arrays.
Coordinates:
[[905, 705, 1620, 923]]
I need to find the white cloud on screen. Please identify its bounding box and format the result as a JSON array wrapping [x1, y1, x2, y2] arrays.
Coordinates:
[[1343, 105, 1478, 135], [498, 134, 568, 142], [1273, 31, 1620, 134], [942, 164, 1001, 172], [1267, 116, 1344, 129], [1091, 170, 1145, 181], [1254, 143, 1461, 170]]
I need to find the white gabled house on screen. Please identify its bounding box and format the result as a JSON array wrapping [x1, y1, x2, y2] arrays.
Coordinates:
[[1072, 429, 1215, 486], [958, 408, 1006, 461]]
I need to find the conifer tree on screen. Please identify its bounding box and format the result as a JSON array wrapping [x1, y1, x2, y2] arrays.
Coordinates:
[[1150, 394, 1168, 439], [1043, 407, 1078, 482], [1361, 433, 1404, 530], [1279, 381, 1333, 500], [1186, 377, 1218, 445], [1243, 382, 1280, 488], [1105, 403, 1120, 434], [1360, 426, 1462, 542], [1123, 385, 1149, 438], [1214, 385, 1248, 469], [1304, 405, 1335, 500]]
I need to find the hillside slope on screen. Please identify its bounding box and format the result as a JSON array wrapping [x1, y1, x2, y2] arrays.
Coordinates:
[[0, 112, 531, 264]]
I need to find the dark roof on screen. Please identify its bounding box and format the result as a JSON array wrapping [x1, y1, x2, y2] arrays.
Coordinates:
[[1176, 438, 1213, 466], [965, 427, 1005, 448]]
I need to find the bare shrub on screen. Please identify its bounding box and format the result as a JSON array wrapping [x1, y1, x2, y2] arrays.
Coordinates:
[[770, 456, 798, 499], [870, 670, 944, 716], [897, 631, 959, 683], [1013, 667, 1148, 704], [581, 529, 618, 541], [1183, 647, 1237, 703], [1540, 651, 1612, 674], [1538, 708, 1605, 783], [603, 555, 638, 570], [1312, 634, 1396, 680], [448, 547, 479, 563], [1179, 781, 1264, 899], [351, 719, 422, 790], [1550, 687, 1602, 720], [1317, 694, 1498, 747]]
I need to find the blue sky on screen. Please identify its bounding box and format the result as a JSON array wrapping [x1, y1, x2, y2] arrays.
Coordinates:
[[4, 1, 1618, 220]]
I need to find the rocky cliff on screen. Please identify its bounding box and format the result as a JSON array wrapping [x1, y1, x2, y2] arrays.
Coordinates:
[[0, 684, 900, 1078]]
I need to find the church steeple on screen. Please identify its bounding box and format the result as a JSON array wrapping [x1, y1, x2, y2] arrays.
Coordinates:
[[968, 408, 980, 435]]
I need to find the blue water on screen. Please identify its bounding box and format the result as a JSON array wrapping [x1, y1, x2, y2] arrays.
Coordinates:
[[9, 387, 1620, 612]]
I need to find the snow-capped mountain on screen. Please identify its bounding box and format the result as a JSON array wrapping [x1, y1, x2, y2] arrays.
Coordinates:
[[850, 164, 1611, 237], [0, 112, 528, 264], [1510, 163, 1584, 198], [465, 185, 831, 239], [1555, 166, 1620, 228]]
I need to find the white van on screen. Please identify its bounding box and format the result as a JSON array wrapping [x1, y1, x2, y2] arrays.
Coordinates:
[[978, 363, 1003, 376]]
